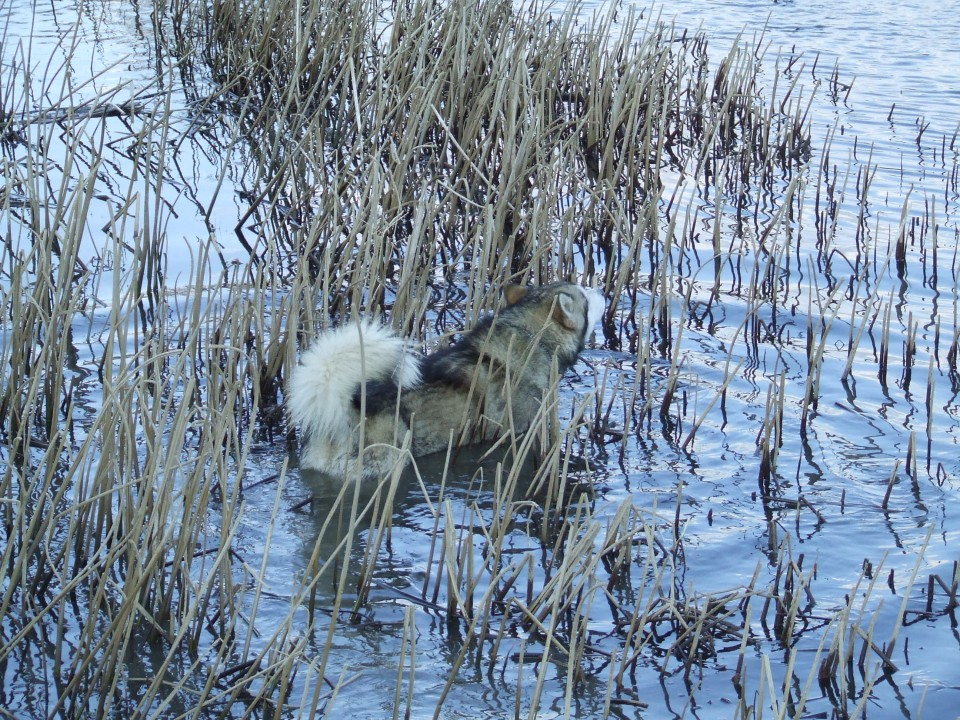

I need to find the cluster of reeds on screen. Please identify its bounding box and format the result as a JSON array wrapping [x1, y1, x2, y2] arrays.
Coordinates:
[[2, 0, 956, 715], [0, 26, 277, 714], [191, 0, 814, 345], [725, 530, 936, 720]]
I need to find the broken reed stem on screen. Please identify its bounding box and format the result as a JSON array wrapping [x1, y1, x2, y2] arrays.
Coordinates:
[[881, 459, 901, 510]]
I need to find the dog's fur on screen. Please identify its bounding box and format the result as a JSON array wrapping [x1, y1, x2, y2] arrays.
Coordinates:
[[287, 282, 606, 479]]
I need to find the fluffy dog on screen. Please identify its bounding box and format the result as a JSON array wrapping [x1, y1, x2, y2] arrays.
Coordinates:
[[287, 282, 605, 479]]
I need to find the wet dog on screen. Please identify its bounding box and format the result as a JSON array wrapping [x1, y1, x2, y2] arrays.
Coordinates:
[[287, 282, 605, 479]]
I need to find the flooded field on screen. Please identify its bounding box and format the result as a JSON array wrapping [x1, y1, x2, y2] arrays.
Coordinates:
[[1, 0, 958, 717]]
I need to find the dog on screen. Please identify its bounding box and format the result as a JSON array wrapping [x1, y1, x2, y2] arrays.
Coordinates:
[[287, 282, 606, 479]]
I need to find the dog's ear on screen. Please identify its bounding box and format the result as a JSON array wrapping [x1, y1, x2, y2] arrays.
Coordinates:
[[552, 292, 579, 330], [503, 284, 528, 306]]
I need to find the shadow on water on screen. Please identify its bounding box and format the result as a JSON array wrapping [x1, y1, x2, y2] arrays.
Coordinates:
[[294, 439, 598, 604]]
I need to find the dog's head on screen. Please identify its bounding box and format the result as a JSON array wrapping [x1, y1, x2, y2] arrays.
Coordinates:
[[502, 281, 606, 359]]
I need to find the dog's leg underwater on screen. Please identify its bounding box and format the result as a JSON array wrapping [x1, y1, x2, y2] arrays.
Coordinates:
[[287, 322, 422, 478]]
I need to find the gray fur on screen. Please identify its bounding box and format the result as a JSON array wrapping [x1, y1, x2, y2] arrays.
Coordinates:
[[288, 282, 605, 479]]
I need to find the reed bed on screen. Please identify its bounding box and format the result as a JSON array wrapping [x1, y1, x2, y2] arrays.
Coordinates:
[[2, 0, 958, 717]]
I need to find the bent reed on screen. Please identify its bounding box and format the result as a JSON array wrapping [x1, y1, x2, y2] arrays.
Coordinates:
[[1, 0, 952, 717]]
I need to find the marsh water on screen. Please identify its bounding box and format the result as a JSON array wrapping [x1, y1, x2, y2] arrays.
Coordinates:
[[2, 0, 959, 717]]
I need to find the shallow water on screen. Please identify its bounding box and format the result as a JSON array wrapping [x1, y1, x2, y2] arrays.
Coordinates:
[[595, 2, 960, 716], [2, 0, 959, 718]]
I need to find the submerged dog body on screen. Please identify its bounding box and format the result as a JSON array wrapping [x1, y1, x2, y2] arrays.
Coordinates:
[[287, 282, 605, 478]]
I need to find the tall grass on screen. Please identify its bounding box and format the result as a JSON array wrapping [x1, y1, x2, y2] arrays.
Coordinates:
[[1, 0, 956, 716]]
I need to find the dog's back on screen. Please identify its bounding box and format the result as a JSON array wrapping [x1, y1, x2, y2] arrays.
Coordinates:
[[288, 282, 605, 478]]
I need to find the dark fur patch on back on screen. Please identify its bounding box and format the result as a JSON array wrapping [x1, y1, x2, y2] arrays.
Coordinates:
[[419, 342, 481, 388], [352, 379, 404, 416]]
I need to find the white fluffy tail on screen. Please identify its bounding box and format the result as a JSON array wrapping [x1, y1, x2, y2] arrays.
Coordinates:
[[287, 322, 422, 442]]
